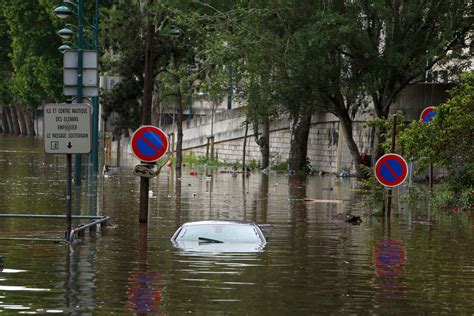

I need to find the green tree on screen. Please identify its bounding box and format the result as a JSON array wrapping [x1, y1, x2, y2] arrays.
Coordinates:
[[0, 5, 13, 134], [0, 0, 65, 135], [232, 4, 282, 170], [0, 6, 12, 107], [102, 1, 203, 175], [226, 2, 369, 174], [100, 2, 147, 135], [1, 0, 62, 110], [225, 1, 326, 173], [399, 73, 473, 206], [342, 0, 472, 159]]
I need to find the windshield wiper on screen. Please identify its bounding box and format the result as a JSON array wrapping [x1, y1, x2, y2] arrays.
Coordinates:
[[198, 237, 223, 244]]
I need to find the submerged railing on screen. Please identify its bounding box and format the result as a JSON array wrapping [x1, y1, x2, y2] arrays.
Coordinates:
[[0, 214, 110, 242]]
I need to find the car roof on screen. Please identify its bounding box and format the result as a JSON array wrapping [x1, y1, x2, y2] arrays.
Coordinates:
[[180, 220, 258, 227]]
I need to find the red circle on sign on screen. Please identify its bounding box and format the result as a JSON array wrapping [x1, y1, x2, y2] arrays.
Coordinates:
[[130, 125, 169, 162], [374, 154, 408, 187], [420, 106, 436, 124]]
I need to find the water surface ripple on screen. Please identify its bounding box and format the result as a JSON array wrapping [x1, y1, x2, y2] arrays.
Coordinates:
[[1, 135, 473, 314]]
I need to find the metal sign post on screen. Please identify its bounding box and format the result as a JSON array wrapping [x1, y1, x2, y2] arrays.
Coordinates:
[[130, 125, 169, 223], [63, 49, 98, 185], [44, 103, 92, 240], [66, 154, 72, 240], [420, 107, 437, 190], [375, 152, 409, 219]]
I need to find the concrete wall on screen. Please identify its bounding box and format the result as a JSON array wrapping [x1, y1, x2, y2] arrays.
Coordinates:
[[391, 82, 452, 120]]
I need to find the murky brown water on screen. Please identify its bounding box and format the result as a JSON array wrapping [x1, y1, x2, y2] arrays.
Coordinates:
[[1, 134, 474, 314]]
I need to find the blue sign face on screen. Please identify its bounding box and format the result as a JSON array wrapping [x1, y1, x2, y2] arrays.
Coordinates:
[[137, 132, 163, 156], [379, 160, 403, 182]]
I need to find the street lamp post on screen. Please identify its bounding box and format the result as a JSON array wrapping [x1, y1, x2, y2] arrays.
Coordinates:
[[54, 0, 100, 183], [75, 0, 84, 186], [90, 0, 100, 173]]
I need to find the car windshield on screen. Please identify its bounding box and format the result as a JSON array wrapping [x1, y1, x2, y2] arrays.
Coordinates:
[[175, 224, 263, 243]]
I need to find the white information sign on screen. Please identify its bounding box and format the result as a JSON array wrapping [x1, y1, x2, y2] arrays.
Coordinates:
[[44, 103, 92, 154]]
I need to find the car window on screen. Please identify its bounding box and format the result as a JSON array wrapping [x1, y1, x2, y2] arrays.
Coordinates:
[[175, 224, 263, 243]]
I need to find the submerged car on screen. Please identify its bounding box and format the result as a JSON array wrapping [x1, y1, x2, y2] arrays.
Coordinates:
[[171, 220, 268, 253]]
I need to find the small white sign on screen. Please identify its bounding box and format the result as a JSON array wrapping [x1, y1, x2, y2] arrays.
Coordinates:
[[134, 164, 158, 178], [63, 50, 99, 97], [64, 68, 98, 86], [100, 76, 122, 91], [63, 86, 99, 97], [44, 103, 92, 154], [63, 50, 98, 68]]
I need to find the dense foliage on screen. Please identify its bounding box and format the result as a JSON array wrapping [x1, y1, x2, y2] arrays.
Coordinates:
[[399, 73, 474, 207], [0, 1, 63, 110], [1, 0, 471, 176]]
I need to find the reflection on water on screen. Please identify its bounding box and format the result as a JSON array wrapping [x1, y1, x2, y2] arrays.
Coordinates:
[[127, 271, 163, 314], [1, 135, 474, 314], [0, 286, 50, 292], [374, 239, 406, 299]]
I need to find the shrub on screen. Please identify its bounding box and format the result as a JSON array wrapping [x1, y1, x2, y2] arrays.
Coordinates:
[[399, 72, 474, 208]]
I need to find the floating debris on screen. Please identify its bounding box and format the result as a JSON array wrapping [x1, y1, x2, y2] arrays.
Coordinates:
[[303, 198, 342, 204]]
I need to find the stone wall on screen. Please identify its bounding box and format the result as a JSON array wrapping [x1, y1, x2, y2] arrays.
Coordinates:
[[163, 109, 372, 174], [159, 83, 451, 174]]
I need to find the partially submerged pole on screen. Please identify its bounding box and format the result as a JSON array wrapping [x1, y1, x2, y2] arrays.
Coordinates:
[[66, 154, 72, 240], [139, 22, 155, 223], [386, 114, 397, 219]]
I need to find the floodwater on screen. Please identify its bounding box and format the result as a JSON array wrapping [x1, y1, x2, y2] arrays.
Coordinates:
[[1, 134, 474, 314]]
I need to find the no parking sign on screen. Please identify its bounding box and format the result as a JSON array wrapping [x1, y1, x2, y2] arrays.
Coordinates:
[[420, 106, 437, 124], [374, 154, 408, 188], [130, 125, 169, 163]]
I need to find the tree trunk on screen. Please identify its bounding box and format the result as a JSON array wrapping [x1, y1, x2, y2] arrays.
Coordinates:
[[22, 107, 35, 136], [338, 114, 363, 177], [288, 113, 312, 173], [260, 120, 270, 170], [10, 105, 21, 135], [210, 136, 215, 159], [371, 126, 385, 164], [1, 106, 9, 134], [5, 107, 20, 135], [175, 76, 184, 174], [116, 132, 121, 167], [242, 120, 249, 172], [253, 119, 270, 170], [17, 105, 27, 135]]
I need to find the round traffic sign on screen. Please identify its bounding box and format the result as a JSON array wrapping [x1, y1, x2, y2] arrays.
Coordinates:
[[130, 125, 169, 162], [420, 106, 436, 124], [374, 154, 408, 187]]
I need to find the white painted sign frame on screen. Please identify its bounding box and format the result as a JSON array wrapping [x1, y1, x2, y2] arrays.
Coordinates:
[[43, 103, 92, 154]]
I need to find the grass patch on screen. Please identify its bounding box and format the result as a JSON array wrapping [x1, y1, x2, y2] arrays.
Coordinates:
[[182, 153, 228, 168], [272, 159, 288, 171]]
